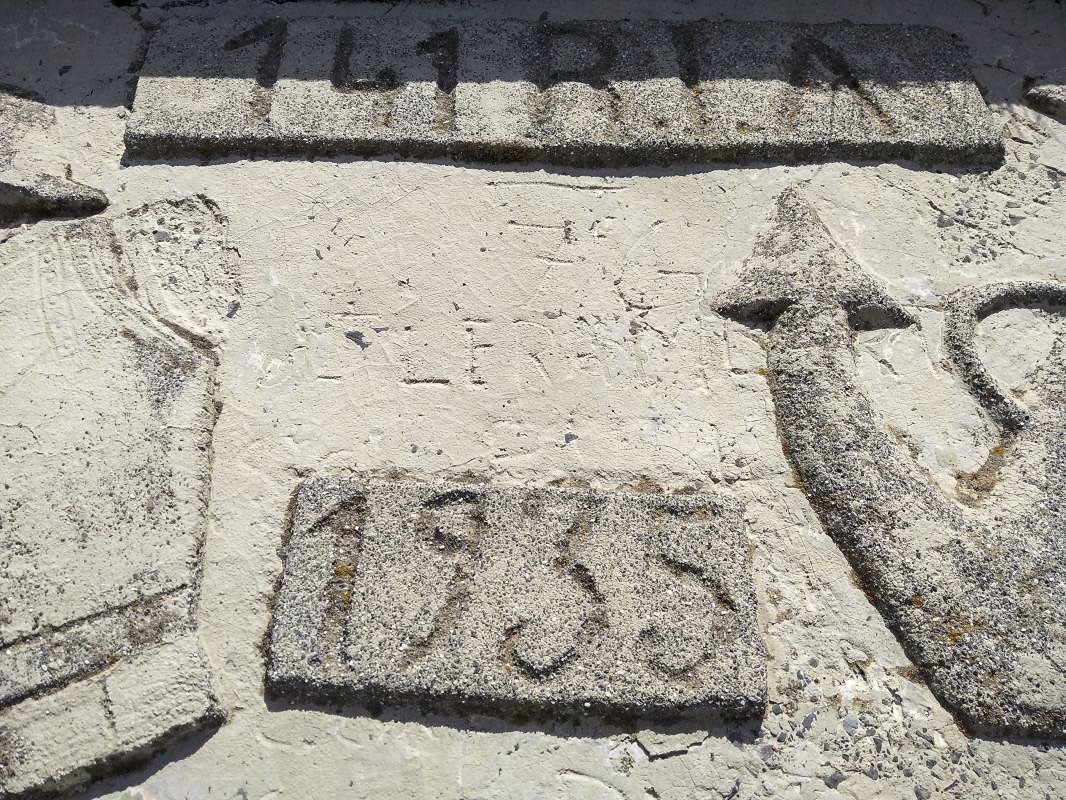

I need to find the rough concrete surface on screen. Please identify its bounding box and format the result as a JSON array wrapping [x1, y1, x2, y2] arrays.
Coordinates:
[[126, 14, 1002, 166], [1, 0, 1066, 798], [0, 197, 237, 797], [269, 476, 764, 718]]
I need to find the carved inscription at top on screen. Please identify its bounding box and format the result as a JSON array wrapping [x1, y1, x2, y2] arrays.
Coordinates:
[[126, 16, 1003, 165], [267, 477, 766, 719]]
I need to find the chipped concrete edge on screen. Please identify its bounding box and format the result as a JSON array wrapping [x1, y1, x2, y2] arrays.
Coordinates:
[[0, 702, 225, 800], [0, 174, 108, 224]]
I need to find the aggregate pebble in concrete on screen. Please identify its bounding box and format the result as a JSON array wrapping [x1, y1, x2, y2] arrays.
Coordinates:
[[0, 196, 239, 798], [126, 14, 1002, 166], [711, 189, 1066, 738], [268, 476, 766, 719]]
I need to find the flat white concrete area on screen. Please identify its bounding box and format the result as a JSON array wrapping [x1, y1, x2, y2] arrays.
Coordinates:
[[1, 0, 1066, 798]]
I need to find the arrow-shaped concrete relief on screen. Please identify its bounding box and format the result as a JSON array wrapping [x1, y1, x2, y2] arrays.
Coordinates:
[[710, 189, 1066, 738]]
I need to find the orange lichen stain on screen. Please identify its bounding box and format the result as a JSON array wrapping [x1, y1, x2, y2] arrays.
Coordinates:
[[548, 476, 592, 489], [847, 570, 879, 607], [333, 561, 356, 579], [626, 476, 665, 494], [935, 614, 991, 645], [956, 440, 1011, 505], [892, 664, 925, 684], [851, 697, 876, 713], [651, 507, 709, 523]]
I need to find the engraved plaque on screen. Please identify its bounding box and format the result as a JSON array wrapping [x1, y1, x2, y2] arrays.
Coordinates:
[[267, 477, 766, 719], [127, 16, 1002, 166]]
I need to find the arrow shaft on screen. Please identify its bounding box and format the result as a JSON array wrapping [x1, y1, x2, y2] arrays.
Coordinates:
[[713, 186, 1066, 735], [763, 300, 1066, 734], [766, 304, 982, 660], [767, 301, 937, 529]]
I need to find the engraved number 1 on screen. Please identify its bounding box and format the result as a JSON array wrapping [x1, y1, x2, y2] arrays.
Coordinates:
[[224, 18, 289, 117]]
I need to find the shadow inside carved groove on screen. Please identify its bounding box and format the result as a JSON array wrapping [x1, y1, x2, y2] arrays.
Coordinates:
[[504, 510, 608, 680], [313, 497, 369, 676]]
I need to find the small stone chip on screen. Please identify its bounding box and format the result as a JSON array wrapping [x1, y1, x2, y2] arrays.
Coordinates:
[[267, 476, 766, 720], [1025, 81, 1066, 121]]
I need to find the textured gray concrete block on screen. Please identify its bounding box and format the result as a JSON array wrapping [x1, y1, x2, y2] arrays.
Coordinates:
[[0, 196, 238, 797], [710, 189, 1066, 738], [126, 15, 1002, 166], [0, 174, 108, 223], [268, 476, 766, 719], [1025, 80, 1066, 121]]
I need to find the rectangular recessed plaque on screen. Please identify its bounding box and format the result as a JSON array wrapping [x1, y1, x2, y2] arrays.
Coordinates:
[[267, 476, 766, 719], [126, 16, 1002, 166], [0, 198, 232, 797]]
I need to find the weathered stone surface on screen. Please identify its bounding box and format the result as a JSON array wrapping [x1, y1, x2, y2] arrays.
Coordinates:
[[268, 476, 765, 719], [0, 637, 218, 799], [0, 196, 239, 797], [5, 1, 1066, 797], [711, 189, 1066, 738], [0, 91, 51, 171], [126, 14, 1002, 166]]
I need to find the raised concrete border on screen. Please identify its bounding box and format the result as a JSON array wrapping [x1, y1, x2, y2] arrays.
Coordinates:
[[267, 476, 766, 720], [126, 15, 1003, 166]]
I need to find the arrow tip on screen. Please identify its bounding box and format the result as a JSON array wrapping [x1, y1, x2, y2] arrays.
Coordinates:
[[709, 188, 916, 331]]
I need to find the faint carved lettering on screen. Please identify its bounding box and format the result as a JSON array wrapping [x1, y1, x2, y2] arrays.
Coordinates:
[[502, 506, 607, 680], [530, 21, 621, 132], [314, 496, 369, 671], [786, 34, 897, 135], [400, 489, 485, 666]]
